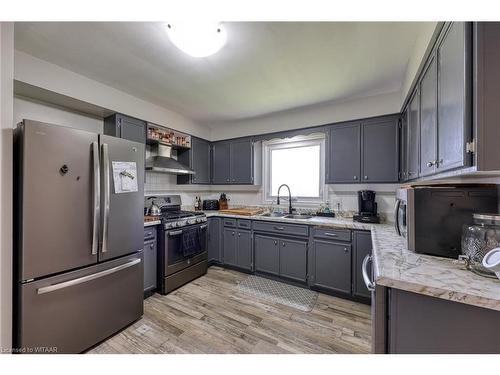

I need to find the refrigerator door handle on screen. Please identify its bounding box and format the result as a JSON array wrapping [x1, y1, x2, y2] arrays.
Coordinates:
[[91, 141, 100, 255], [101, 143, 110, 253], [36, 258, 141, 295]]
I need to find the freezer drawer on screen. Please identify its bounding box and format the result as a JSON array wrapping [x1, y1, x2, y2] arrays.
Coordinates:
[[16, 253, 143, 354]]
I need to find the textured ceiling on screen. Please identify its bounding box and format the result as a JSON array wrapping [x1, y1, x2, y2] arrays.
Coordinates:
[[14, 22, 432, 124]]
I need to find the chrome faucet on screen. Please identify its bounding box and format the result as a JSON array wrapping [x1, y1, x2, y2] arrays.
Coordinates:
[[276, 184, 293, 214]]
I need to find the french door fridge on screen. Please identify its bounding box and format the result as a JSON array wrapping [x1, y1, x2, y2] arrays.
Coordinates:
[[14, 119, 145, 353]]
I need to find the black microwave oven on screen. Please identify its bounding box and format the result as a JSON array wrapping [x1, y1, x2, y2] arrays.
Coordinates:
[[394, 185, 498, 259]]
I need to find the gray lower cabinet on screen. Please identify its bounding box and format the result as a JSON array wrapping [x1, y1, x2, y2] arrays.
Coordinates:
[[279, 238, 307, 283], [223, 227, 237, 266], [361, 117, 399, 182], [223, 226, 252, 270], [254, 234, 280, 275], [353, 231, 372, 299], [327, 122, 361, 183], [419, 54, 438, 177], [143, 226, 157, 295], [207, 217, 222, 263], [311, 239, 352, 295]]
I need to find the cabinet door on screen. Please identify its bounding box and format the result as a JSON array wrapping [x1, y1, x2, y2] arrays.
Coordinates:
[[327, 123, 361, 183], [353, 231, 372, 299], [207, 218, 222, 263], [117, 114, 146, 144], [212, 142, 231, 184], [420, 55, 438, 177], [279, 238, 307, 283], [407, 90, 420, 179], [254, 234, 280, 275], [143, 239, 157, 292], [399, 109, 408, 181], [236, 230, 252, 271], [312, 240, 351, 295], [191, 137, 211, 184], [230, 138, 253, 184], [437, 22, 470, 172], [361, 117, 399, 182], [223, 227, 237, 266]]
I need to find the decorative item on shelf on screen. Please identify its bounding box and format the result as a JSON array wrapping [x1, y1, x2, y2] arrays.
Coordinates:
[[316, 201, 335, 218], [461, 213, 500, 278], [219, 192, 229, 210], [146, 124, 191, 149]]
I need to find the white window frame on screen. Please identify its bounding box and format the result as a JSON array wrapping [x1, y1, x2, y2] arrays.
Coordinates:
[[262, 133, 326, 205]]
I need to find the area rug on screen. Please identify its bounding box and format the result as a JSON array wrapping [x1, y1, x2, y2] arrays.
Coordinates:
[[237, 275, 318, 312]]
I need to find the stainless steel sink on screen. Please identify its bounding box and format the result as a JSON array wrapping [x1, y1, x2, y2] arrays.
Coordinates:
[[283, 214, 313, 220], [259, 212, 286, 217]]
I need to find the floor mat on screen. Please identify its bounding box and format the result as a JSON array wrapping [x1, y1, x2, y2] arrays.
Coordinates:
[[237, 275, 318, 312]]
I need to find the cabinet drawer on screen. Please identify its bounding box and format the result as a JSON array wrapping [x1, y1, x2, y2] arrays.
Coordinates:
[[253, 220, 309, 237], [144, 226, 157, 241], [223, 218, 237, 227], [313, 227, 351, 242], [237, 219, 252, 229]]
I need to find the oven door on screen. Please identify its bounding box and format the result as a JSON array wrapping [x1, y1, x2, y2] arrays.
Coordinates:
[[165, 223, 207, 276]]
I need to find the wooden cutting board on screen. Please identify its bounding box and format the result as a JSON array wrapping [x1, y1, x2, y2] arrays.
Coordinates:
[[218, 208, 263, 216]]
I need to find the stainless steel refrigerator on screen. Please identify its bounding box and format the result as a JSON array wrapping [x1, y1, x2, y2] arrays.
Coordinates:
[[14, 119, 145, 353]]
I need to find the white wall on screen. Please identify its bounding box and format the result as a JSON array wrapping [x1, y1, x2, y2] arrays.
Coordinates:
[[399, 22, 438, 107], [14, 96, 103, 133], [0, 22, 14, 352], [209, 91, 401, 141], [14, 51, 210, 140]]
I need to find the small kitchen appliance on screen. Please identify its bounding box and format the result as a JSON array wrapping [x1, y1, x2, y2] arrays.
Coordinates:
[[353, 190, 380, 223], [395, 185, 498, 259], [146, 196, 161, 216], [202, 199, 219, 210]]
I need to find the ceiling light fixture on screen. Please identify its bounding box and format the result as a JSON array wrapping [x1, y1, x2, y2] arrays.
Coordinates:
[[166, 22, 227, 58]]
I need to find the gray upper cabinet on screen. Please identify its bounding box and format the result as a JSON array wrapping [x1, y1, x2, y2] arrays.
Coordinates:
[[254, 234, 280, 276], [407, 90, 420, 180], [230, 138, 253, 184], [177, 137, 211, 185], [399, 109, 408, 181], [353, 231, 372, 299], [419, 55, 438, 177], [279, 238, 307, 283], [361, 117, 399, 183], [104, 113, 146, 144], [212, 141, 231, 184], [207, 217, 222, 264], [312, 239, 352, 295], [437, 22, 471, 173], [327, 122, 361, 183]]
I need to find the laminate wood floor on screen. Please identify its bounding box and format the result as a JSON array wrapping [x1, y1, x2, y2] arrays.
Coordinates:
[[88, 266, 371, 354]]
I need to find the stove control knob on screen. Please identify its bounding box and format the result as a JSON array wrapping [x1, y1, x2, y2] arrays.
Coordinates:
[[196, 217, 202, 223], [164, 223, 171, 229], [178, 220, 187, 227], [170, 222, 177, 228], [200, 217, 207, 222], [187, 219, 196, 225]]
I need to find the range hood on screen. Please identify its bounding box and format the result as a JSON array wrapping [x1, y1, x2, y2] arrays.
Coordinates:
[[145, 143, 195, 175]]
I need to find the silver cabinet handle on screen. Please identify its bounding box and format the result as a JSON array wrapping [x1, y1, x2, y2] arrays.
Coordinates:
[[274, 240, 277, 246], [362, 254, 375, 292], [344, 247, 348, 253], [274, 226, 285, 231], [238, 232, 241, 237], [91, 141, 100, 256], [282, 242, 286, 247], [353, 176, 358, 180], [169, 230, 183, 236], [101, 143, 110, 253], [200, 224, 208, 230], [324, 232, 338, 237], [37, 258, 141, 295]]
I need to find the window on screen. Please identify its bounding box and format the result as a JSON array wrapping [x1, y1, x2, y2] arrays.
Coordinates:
[[263, 133, 326, 204]]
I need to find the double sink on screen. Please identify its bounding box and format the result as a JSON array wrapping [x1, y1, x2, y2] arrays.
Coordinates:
[[259, 212, 313, 220]]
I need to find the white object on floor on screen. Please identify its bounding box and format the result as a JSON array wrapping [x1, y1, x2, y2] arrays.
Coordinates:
[[237, 275, 318, 312], [482, 247, 500, 280]]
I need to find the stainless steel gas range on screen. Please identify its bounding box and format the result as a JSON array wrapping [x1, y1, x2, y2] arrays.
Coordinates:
[[150, 195, 208, 294]]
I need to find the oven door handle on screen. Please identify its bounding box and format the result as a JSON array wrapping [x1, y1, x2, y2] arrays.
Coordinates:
[[168, 230, 183, 236], [199, 224, 208, 230], [394, 199, 401, 236]]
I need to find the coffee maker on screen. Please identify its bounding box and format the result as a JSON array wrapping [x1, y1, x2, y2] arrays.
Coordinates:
[[353, 190, 380, 223]]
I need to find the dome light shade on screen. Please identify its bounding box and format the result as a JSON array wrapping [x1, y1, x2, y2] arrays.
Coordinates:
[[166, 22, 227, 57]]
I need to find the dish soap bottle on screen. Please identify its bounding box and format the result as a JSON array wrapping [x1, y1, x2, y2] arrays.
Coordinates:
[[194, 196, 199, 211]]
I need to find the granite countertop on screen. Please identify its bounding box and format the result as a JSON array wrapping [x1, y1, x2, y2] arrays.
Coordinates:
[[204, 211, 500, 312], [144, 216, 161, 227]]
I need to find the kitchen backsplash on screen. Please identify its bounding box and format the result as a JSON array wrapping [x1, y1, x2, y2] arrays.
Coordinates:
[[145, 171, 399, 220]]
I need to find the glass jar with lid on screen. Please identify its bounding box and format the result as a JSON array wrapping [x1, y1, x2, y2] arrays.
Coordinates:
[[461, 213, 500, 277]]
